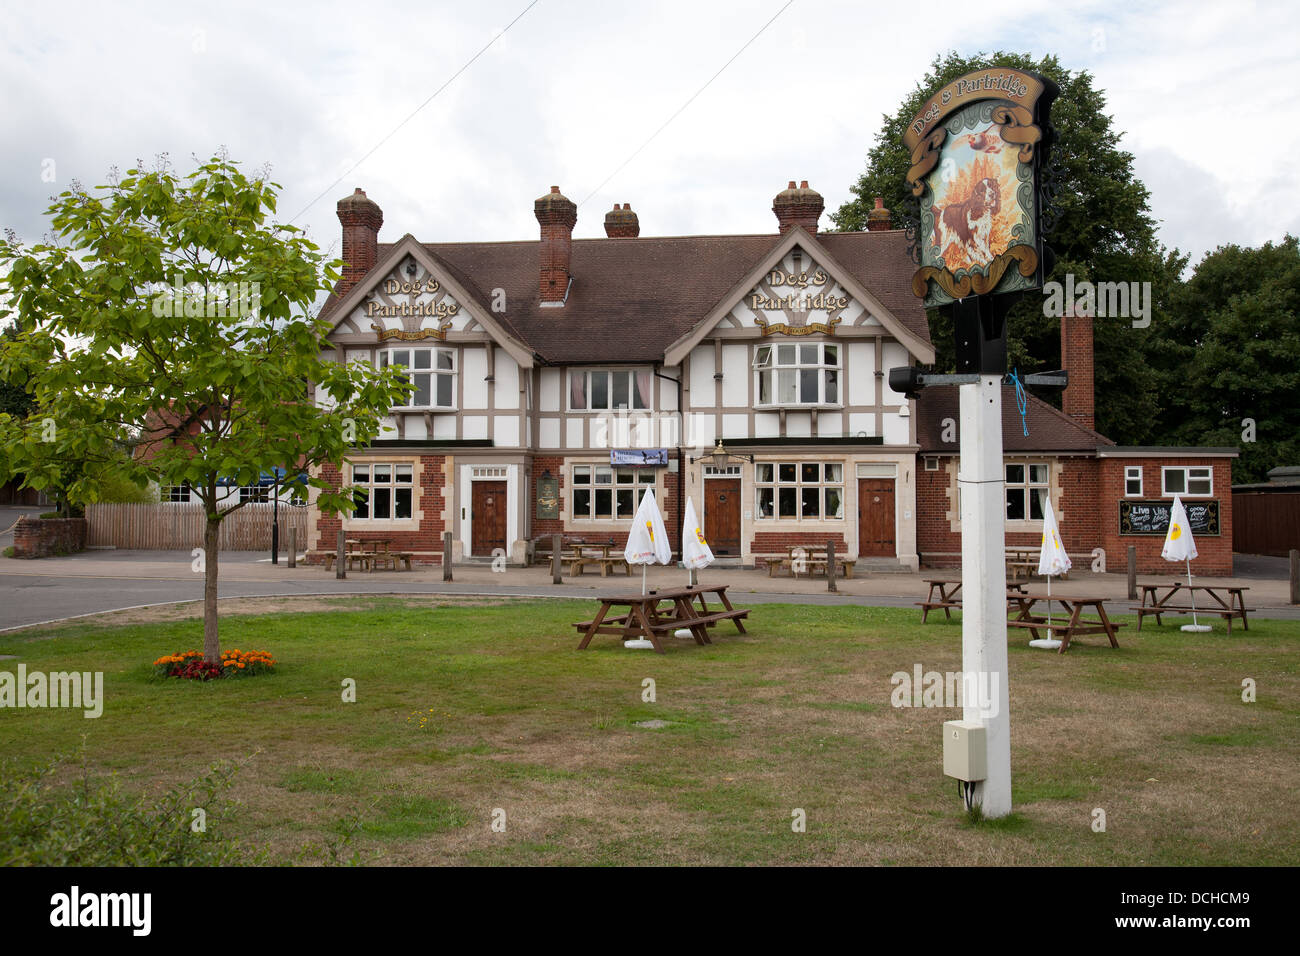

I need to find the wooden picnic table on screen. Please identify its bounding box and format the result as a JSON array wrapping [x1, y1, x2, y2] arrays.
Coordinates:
[[1006, 593, 1124, 653], [1131, 581, 1252, 634], [574, 585, 749, 654], [767, 545, 857, 580], [916, 578, 1029, 623], [564, 542, 631, 577]]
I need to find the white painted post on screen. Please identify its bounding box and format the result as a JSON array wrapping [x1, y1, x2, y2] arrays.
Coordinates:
[[958, 375, 1011, 817]]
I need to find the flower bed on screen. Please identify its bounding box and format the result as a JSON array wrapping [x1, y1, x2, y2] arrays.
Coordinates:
[[153, 649, 277, 680]]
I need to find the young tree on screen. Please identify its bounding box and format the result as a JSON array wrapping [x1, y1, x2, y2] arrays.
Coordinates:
[[833, 51, 1182, 443], [0, 154, 409, 661]]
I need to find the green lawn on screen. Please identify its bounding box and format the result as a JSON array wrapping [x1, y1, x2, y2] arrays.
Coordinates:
[[2, 596, 1297, 865]]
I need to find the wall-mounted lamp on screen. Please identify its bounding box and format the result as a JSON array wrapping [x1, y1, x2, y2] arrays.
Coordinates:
[[689, 439, 754, 468]]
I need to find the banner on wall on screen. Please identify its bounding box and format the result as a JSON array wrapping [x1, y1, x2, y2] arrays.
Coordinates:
[[611, 449, 668, 467]]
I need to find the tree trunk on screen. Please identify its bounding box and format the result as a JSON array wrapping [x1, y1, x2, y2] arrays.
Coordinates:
[[203, 515, 220, 663]]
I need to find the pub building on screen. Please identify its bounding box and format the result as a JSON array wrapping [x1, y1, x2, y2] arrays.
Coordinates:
[[308, 182, 1235, 574]]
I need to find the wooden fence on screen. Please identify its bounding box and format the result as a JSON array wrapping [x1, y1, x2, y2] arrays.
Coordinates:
[[85, 502, 310, 551], [1232, 490, 1300, 557]]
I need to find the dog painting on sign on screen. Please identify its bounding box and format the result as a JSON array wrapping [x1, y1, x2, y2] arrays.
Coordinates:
[[929, 119, 1021, 274]]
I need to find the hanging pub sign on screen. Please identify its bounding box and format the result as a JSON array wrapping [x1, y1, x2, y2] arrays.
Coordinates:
[[903, 68, 1058, 309], [611, 449, 668, 467]]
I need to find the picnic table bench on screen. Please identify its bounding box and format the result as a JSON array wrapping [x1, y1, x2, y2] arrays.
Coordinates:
[[322, 539, 412, 572], [574, 585, 749, 654], [766, 547, 856, 579], [916, 578, 1029, 622], [564, 542, 631, 577], [1131, 582, 1253, 634], [1006, 593, 1124, 653], [1005, 548, 1068, 583]]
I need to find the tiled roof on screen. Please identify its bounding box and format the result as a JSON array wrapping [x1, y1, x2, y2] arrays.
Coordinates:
[[916, 386, 1114, 453], [319, 229, 930, 364]]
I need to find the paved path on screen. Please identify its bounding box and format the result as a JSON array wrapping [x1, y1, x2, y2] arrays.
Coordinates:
[[2, 547, 1297, 632]]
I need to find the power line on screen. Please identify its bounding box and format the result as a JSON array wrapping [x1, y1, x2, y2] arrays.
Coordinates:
[[577, 0, 796, 208], [290, 0, 541, 223]]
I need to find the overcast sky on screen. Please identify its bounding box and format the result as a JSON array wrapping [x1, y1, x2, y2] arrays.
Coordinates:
[[3, 0, 1297, 273]]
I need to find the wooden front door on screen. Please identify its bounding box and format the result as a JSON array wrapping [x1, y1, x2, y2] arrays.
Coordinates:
[[858, 479, 896, 557], [704, 479, 741, 556], [472, 481, 507, 556]]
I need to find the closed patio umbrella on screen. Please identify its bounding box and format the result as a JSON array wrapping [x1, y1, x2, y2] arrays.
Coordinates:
[[1028, 496, 1071, 650], [623, 488, 672, 649], [1162, 495, 1209, 632]]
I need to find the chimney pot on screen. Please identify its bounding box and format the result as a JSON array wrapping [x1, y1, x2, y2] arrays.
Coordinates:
[[866, 196, 892, 231], [772, 179, 824, 234], [604, 202, 640, 239]]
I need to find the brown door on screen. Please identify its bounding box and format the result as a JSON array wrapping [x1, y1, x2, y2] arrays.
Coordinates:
[[858, 479, 895, 557], [704, 479, 741, 555], [472, 481, 507, 556]]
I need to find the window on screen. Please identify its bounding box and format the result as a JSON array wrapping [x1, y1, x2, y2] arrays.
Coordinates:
[[571, 465, 655, 519], [351, 463, 414, 520], [569, 369, 651, 411], [164, 483, 191, 503], [380, 348, 456, 409], [239, 485, 270, 504], [755, 461, 844, 520], [754, 342, 839, 407], [924, 458, 939, 472], [1125, 466, 1143, 497], [1162, 466, 1212, 497], [1006, 462, 1049, 521]]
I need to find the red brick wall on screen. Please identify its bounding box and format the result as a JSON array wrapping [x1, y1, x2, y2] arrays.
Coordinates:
[[309, 456, 447, 565], [1061, 312, 1095, 431], [1099, 457, 1233, 575], [12, 517, 87, 558], [532, 455, 565, 539]]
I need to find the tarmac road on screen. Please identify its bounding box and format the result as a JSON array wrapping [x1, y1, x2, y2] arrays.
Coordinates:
[[2, 545, 1297, 633]]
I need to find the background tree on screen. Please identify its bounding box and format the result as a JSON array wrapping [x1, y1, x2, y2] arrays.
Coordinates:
[[833, 51, 1182, 443], [1149, 236, 1300, 483], [0, 154, 410, 662]]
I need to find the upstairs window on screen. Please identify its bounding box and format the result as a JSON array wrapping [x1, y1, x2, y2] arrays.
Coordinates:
[[754, 342, 839, 406], [569, 369, 651, 411], [380, 348, 456, 409], [1163, 466, 1212, 497]]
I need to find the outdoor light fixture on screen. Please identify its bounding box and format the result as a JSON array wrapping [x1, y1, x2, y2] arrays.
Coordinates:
[[690, 439, 753, 468]]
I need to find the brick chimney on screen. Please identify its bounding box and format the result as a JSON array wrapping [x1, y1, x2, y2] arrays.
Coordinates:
[[772, 180, 824, 234], [604, 203, 639, 238], [336, 188, 383, 296], [866, 196, 892, 231], [1061, 304, 1095, 430], [535, 186, 577, 303]]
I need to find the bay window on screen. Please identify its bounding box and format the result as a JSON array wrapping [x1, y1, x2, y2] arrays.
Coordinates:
[[754, 342, 839, 407], [380, 348, 456, 409]]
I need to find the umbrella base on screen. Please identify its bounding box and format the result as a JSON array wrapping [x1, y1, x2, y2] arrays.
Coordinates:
[[1181, 624, 1212, 632], [673, 628, 695, 639], [1028, 638, 1062, 650], [623, 638, 656, 649]]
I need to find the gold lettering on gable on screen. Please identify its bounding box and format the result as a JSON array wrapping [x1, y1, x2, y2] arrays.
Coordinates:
[[747, 266, 849, 336]]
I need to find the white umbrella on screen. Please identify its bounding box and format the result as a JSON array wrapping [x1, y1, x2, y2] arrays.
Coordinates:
[[623, 488, 672, 649], [1162, 495, 1209, 631], [675, 497, 715, 638], [1028, 497, 1072, 650]]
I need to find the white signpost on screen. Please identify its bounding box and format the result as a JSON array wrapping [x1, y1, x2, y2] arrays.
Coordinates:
[[958, 376, 1012, 817]]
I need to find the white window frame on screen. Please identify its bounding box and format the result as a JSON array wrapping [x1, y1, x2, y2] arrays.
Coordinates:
[[164, 482, 192, 503], [1124, 466, 1143, 497], [350, 462, 416, 521], [1162, 466, 1212, 497], [570, 464, 656, 520], [1005, 461, 1050, 523], [567, 369, 652, 412], [239, 484, 270, 504], [380, 347, 457, 411], [754, 461, 845, 521], [753, 341, 841, 408]]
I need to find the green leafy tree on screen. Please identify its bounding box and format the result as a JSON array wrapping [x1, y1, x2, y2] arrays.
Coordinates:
[[833, 51, 1182, 443], [0, 154, 410, 662], [1150, 236, 1300, 483], [0, 324, 36, 420]]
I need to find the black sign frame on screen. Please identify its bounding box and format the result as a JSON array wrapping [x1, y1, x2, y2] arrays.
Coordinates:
[[1118, 499, 1220, 536]]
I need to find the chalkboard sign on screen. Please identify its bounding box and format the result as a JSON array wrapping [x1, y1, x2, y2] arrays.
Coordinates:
[[1119, 499, 1220, 536]]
